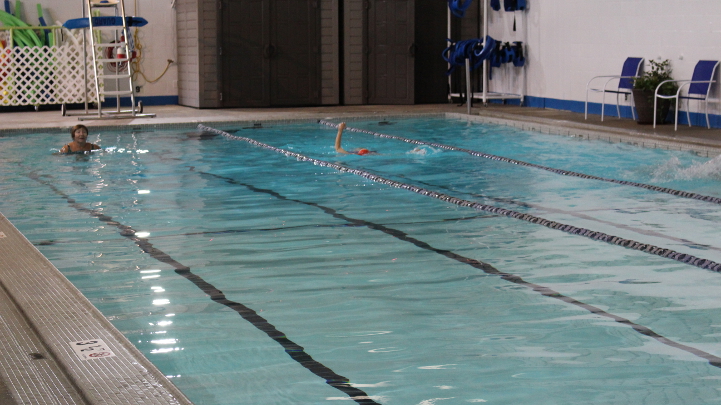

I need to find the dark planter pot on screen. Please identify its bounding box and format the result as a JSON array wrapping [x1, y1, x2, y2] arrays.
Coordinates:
[[632, 88, 672, 125]]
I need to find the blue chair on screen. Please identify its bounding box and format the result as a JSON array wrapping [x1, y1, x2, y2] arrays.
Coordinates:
[[654, 60, 719, 131], [585, 57, 644, 121]]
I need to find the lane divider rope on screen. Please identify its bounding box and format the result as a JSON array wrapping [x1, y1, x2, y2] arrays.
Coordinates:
[[318, 120, 721, 206], [199, 124, 721, 272]]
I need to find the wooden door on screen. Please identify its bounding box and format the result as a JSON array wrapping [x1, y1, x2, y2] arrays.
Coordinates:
[[221, 0, 320, 107], [366, 0, 415, 104], [415, 0, 451, 103], [222, 0, 269, 107], [270, 0, 320, 105]]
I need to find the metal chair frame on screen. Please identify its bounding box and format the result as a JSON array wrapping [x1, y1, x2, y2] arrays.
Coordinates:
[[585, 57, 644, 121], [654, 60, 719, 131]]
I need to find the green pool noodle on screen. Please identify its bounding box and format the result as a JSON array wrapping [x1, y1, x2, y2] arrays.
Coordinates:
[[0, 9, 32, 46], [0, 10, 34, 45], [0, 8, 42, 46]]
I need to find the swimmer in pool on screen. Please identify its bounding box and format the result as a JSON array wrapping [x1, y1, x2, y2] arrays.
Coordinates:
[[59, 124, 101, 154], [334, 122, 374, 155]]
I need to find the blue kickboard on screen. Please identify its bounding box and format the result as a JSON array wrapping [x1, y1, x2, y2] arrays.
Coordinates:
[[63, 16, 148, 29]]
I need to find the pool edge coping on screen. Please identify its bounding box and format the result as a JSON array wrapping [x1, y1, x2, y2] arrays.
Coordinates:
[[0, 212, 193, 405], [451, 112, 721, 157]]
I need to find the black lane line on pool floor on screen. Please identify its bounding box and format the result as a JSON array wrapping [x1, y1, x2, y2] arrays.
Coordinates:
[[190, 168, 721, 369], [318, 120, 721, 206], [23, 172, 381, 405], [23, 167, 721, 375], [199, 124, 721, 273], [31, 214, 493, 247]]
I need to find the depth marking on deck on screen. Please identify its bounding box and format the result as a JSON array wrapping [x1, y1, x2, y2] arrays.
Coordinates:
[[24, 171, 381, 405], [69, 339, 117, 361]]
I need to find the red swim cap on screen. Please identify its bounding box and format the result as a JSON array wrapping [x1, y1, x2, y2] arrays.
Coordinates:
[[357, 148, 370, 155]]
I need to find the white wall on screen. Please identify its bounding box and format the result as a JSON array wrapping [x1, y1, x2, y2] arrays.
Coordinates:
[[15, 1, 721, 110], [23, 0, 178, 99], [487, 0, 721, 115]]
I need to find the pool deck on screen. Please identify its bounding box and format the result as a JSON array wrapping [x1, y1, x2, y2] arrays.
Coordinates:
[[1, 103, 721, 404]]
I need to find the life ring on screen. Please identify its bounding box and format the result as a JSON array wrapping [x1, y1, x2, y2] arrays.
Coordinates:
[[104, 34, 136, 72]]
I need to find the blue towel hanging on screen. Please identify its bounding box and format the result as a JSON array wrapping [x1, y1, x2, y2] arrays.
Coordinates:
[[490, 0, 500, 11], [448, 0, 473, 18]]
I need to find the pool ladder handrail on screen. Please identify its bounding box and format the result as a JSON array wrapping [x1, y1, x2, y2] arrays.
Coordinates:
[[63, 0, 155, 120]]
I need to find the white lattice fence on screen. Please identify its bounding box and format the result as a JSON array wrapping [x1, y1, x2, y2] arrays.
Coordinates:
[[0, 29, 99, 106]]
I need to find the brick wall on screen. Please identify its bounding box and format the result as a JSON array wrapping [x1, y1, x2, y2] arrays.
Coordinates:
[[176, 0, 199, 107], [321, 0, 340, 105], [176, 0, 219, 108], [199, 0, 220, 107], [343, 0, 364, 104]]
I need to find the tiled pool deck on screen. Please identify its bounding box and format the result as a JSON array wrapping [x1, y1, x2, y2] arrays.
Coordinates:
[[1, 103, 720, 404]]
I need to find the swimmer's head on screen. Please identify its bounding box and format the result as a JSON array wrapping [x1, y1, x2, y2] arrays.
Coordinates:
[[71, 124, 89, 140], [357, 148, 370, 155]]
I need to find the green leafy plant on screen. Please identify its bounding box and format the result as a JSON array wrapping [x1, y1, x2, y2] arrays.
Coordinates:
[[633, 59, 679, 95]]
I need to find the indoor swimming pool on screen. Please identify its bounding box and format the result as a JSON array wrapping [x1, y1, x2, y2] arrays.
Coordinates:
[[2, 116, 721, 404]]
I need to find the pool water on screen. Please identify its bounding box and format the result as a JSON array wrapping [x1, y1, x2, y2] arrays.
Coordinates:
[[2, 117, 721, 405]]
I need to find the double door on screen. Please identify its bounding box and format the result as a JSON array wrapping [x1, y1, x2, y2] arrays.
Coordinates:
[[221, 0, 320, 107]]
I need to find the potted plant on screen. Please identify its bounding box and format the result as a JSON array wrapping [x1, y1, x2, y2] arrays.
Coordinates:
[[632, 59, 679, 125]]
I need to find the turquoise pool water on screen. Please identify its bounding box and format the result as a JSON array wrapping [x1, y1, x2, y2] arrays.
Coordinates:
[[2, 117, 721, 404]]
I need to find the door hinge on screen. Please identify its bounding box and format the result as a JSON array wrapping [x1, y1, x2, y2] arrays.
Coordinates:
[[219, 92, 223, 101], [363, 0, 370, 9], [218, 0, 222, 10], [219, 47, 222, 56]]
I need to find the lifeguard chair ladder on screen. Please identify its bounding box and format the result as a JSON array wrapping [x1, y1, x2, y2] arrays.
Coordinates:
[[63, 0, 154, 120]]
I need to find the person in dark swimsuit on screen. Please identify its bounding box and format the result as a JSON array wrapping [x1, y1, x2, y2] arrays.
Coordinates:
[[334, 122, 373, 155], [59, 124, 101, 154]]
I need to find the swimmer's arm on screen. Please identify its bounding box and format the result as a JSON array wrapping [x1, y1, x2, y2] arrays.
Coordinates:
[[59, 145, 69, 154], [91, 143, 101, 150], [334, 122, 351, 154]]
